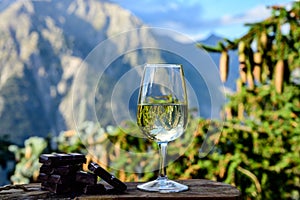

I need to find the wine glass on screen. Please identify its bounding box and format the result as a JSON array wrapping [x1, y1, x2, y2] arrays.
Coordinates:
[[136, 63, 188, 193]]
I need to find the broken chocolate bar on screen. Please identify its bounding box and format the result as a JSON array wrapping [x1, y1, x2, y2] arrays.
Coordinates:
[[75, 171, 97, 185], [88, 162, 127, 192], [83, 183, 106, 194], [41, 181, 72, 194], [48, 174, 74, 184], [40, 164, 82, 175], [39, 165, 54, 174], [39, 153, 117, 195], [39, 153, 86, 166], [39, 154, 57, 165], [38, 173, 49, 182], [38, 173, 74, 184], [55, 164, 82, 175]]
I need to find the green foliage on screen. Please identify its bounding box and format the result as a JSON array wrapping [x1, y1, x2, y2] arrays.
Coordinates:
[[9, 102, 300, 198], [171, 85, 299, 200], [216, 82, 300, 200], [191, 2, 300, 199], [9, 137, 48, 184], [9, 104, 299, 199]]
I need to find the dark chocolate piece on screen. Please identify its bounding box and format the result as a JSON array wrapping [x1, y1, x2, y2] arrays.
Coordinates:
[[55, 164, 82, 175], [48, 174, 74, 184], [37, 173, 49, 182], [40, 164, 82, 175], [39, 173, 73, 184], [83, 183, 106, 194], [39, 154, 57, 165], [41, 181, 71, 194], [88, 162, 127, 192], [39, 153, 86, 166], [39, 165, 55, 174], [106, 187, 124, 194], [75, 171, 97, 185]]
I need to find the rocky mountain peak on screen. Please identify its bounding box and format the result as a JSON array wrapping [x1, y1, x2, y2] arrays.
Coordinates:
[[0, 0, 152, 144]]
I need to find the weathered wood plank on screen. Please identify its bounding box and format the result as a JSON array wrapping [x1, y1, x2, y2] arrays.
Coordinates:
[[0, 179, 241, 200], [77, 180, 241, 200]]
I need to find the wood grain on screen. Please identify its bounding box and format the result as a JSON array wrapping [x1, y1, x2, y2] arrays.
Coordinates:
[[0, 179, 241, 200]]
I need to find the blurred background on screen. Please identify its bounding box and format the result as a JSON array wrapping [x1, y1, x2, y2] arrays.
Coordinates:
[[0, 0, 299, 199]]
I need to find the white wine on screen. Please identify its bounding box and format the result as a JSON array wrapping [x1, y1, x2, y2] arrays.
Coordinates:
[[136, 64, 189, 192], [137, 104, 188, 142]]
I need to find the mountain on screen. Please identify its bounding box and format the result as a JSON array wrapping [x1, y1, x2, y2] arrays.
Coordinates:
[[0, 0, 233, 145]]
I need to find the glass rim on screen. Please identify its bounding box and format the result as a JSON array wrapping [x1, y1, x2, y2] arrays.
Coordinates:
[[145, 63, 182, 68]]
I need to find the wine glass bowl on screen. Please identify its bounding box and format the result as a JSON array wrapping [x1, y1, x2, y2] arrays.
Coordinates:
[[136, 64, 188, 193], [137, 101, 188, 143]]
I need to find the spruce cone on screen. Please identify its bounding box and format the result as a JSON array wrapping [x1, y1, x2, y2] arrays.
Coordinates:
[[219, 51, 229, 83], [274, 59, 285, 93], [253, 52, 262, 83]]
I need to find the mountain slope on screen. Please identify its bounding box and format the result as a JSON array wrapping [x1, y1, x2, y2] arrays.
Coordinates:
[[0, 0, 157, 144], [0, 0, 231, 145]]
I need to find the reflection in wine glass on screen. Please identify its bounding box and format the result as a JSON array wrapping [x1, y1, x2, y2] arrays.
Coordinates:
[[136, 63, 188, 193]]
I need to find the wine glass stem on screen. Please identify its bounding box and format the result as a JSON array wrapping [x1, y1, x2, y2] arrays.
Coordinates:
[[158, 142, 168, 180]]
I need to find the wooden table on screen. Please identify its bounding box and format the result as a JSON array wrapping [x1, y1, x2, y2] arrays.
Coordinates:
[[0, 179, 241, 200]]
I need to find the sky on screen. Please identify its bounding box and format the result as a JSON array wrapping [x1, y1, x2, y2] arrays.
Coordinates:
[[111, 0, 294, 41]]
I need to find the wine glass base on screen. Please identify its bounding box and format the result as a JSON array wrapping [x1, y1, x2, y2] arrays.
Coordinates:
[[137, 178, 188, 193]]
